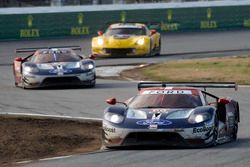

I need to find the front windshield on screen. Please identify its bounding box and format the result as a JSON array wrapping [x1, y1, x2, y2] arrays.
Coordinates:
[[106, 28, 146, 36], [31, 49, 81, 64], [128, 92, 202, 109]]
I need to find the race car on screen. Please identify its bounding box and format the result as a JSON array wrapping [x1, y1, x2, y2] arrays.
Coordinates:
[[91, 23, 161, 57], [13, 46, 96, 88], [102, 82, 240, 148]]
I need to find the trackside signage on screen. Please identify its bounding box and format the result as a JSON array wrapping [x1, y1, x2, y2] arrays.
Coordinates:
[[1, 4, 250, 40]]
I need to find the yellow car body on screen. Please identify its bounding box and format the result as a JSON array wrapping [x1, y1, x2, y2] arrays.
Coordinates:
[[91, 23, 161, 57]]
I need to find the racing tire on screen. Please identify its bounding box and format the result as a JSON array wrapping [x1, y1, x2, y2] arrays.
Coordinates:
[[155, 38, 161, 56], [85, 79, 96, 88], [21, 78, 26, 89], [146, 40, 153, 57], [232, 123, 238, 141], [14, 81, 18, 87], [209, 115, 219, 147], [211, 127, 218, 146]]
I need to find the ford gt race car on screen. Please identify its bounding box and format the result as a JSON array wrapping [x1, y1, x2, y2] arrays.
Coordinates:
[[91, 23, 161, 57], [102, 82, 240, 148], [13, 46, 96, 88]]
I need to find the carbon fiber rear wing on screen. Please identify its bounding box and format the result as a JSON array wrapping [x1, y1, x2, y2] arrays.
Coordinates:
[[137, 81, 238, 91], [15, 46, 81, 53]]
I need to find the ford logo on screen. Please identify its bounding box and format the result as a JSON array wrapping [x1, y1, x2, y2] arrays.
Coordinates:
[[136, 119, 172, 126]]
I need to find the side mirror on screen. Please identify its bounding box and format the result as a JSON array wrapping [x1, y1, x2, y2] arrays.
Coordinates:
[[150, 29, 157, 36], [97, 31, 103, 36], [106, 97, 117, 105], [218, 98, 230, 105], [106, 97, 128, 107], [88, 54, 96, 60], [15, 57, 23, 62]]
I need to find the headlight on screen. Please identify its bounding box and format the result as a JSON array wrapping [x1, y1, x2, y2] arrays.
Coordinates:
[[188, 113, 211, 124], [166, 110, 193, 119], [97, 38, 104, 45], [23, 66, 39, 74], [81, 63, 94, 70], [127, 109, 147, 119], [137, 38, 144, 45], [104, 112, 124, 124]]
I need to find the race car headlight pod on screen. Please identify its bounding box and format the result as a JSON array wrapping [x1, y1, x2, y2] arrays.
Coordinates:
[[81, 63, 95, 70], [23, 66, 39, 74], [188, 112, 211, 124], [97, 38, 104, 45], [104, 112, 124, 124], [126, 109, 147, 119], [166, 109, 193, 119], [137, 38, 145, 45]]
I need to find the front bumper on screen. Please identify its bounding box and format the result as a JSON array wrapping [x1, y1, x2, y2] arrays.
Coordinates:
[[22, 71, 95, 88], [102, 121, 215, 148], [92, 47, 150, 57]]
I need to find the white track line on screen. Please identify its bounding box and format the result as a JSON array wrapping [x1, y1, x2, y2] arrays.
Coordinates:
[[16, 160, 33, 164], [0, 112, 102, 122], [40, 155, 73, 161]]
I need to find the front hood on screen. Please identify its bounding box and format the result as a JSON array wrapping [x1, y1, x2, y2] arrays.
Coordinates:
[[128, 108, 194, 119], [121, 108, 195, 129], [37, 62, 80, 70], [102, 35, 146, 47], [36, 62, 82, 75]]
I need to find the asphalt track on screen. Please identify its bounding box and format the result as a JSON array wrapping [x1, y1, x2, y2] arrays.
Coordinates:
[[0, 30, 250, 167]]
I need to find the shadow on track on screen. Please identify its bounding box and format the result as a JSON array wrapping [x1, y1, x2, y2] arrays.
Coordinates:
[[103, 138, 250, 151]]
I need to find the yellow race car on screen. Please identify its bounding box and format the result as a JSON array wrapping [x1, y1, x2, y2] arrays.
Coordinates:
[[91, 23, 161, 57]]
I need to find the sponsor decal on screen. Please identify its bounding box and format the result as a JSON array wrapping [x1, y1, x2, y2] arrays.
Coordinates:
[[152, 109, 169, 113], [193, 126, 213, 133], [71, 13, 89, 35], [200, 8, 217, 29], [120, 11, 126, 22], [149, 124, 158, 129], [48, 69, 72, 74], [20, 15, 40, 38], [244, 19, 250, 27], [103, 126, 116, 133], [142, 90, 192, 95], [136, 119, 172, 126], [152, 112, 161, 120], [160, 10, 180, 31]]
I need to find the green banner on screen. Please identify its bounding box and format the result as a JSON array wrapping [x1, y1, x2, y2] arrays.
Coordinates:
[[1, 5, 250, 40]]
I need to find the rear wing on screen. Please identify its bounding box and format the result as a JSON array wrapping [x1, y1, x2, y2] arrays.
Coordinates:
[[137, 81, 238, 91], [15, 46, 81, 53], [101, 21, 160, 31]]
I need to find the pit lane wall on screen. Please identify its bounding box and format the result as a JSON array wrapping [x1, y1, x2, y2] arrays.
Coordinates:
[[1, 1, 250, 40]]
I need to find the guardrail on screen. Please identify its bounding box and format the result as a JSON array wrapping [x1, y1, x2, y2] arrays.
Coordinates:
[[1, 1, 250, 40]]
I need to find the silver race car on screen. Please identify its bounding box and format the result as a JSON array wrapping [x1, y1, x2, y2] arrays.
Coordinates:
[[13, 46, 96, 88], [102, 82, 240, 148]]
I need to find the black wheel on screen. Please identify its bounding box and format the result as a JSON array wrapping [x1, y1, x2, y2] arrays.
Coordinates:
[[146, 40, 153, 57], [21, 78, 26, 89], [14, 81, 18, 87], [232, 123, 238, 141], [86, 79, 96, 88], [155, 38, 161, 56], [211, 126, 218, 146], [210, 115, 219, 146]]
